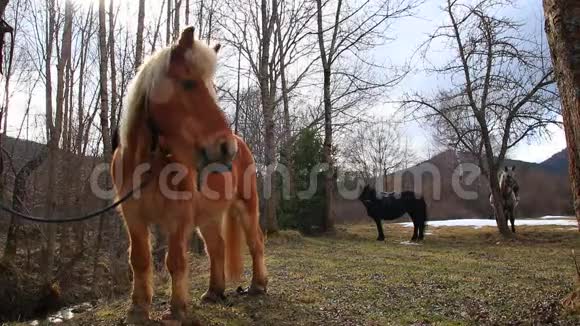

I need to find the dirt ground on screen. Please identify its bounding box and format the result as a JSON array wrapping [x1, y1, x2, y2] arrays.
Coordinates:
[[10, 223, 580, 326]]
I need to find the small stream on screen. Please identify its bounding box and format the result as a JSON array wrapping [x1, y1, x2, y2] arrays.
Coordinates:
[[29, 302, 94, 325]]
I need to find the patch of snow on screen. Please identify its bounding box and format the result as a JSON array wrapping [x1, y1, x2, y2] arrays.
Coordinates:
[[398, 218, 577, 229], [400, 241, 421, 246], [540, 215, 572, 220]]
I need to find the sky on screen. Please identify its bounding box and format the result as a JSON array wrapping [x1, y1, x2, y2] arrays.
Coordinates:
[[370, 0, 567, 163], [3, 0, 568, 164]]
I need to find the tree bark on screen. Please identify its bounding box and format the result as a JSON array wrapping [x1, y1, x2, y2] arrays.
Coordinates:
[[98, 0, 111, 161], [256, 0, 278, 234], [166, 0, 172, 45], [135, 0, 145, 70], [315, 0, 337, 233], [109, 0, 119, 132], [234, 37, 242, 133], [173, 0, 181, 41], [94, 0, 112, 286], [275, 9, 294, 196], [41, 0, 69, 280], [185, 0, 190, 25], [321, 67, 335, 232], [544, 0, 580, 230]]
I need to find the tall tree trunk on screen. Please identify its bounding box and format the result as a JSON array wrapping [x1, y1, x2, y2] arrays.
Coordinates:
[[173, 0, 181, 41], [275, 12, 294, 196], [109, 0, 119, 132], [315, 0, 336, 233], [481, 121, 511, 237], [206, 0, 214, 43], [185, 0, 190, 25], [260, 0, 278, 234], [198, 0, 204, 39], [544, 0, 580, 230], [135, 0, 145, 70], [234, 29, 243, 134], [41, 0, 70, 280], [487, 165, 511, 236], [94, 0, 112, 286], [98, 0, 111, 161], [166, 0, 172, 45], [321, 67, 335, 232]]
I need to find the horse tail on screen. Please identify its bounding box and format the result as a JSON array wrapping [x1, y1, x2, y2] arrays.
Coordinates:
[[223, 208, 244, 284]]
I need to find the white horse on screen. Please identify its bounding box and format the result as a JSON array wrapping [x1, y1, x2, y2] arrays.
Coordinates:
[[490, 166, 520, 233]]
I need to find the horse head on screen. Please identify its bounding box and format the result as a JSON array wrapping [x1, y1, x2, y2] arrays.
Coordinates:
[[358, 184, 377, 202], [148, 26, 236, 169], [499, 165, 518, 197]]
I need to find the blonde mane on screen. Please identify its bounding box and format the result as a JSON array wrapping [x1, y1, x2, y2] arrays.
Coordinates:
[[119, 40, 219, 148]]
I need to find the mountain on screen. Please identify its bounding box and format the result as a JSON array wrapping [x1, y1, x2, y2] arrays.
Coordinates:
[[334, 149, 573, 223], [540, 149, 568, 175]]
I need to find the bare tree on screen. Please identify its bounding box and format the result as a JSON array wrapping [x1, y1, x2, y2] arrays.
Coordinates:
[[41, 0, 69, 280], [347, 121, 413, 183], [544, 0, 580, 230], [403, 0, 559, 236], [98, 0, 111, 160], [93, 0, 112, 284], [315, 0, 416, 232]]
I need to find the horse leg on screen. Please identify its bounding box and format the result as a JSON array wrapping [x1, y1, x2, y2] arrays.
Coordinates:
[[374, 218, 385, 241], [199, 220, 226, 302], [410, 217, 419, 242], [165, 227, 189, 320], [418, 202, 427, 241], [418, 217, 426, 241], [239, 199, 268, 295], [510, 210, 516, 233], [126, 220, 153, 323]]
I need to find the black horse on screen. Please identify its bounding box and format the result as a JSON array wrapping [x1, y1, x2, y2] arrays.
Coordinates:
[[358, 185, 428, 241]]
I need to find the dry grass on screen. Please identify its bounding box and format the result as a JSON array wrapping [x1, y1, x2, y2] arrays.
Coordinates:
[[16, 224, 580, 326]]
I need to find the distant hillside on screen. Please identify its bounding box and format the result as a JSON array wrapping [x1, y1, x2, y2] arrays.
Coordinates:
[[0, 135, 103, 218], [335, 149, 573, 223], [540, 149, 568, 175]]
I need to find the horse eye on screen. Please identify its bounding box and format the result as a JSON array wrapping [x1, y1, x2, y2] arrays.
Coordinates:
[[182, 80, 196, 90]]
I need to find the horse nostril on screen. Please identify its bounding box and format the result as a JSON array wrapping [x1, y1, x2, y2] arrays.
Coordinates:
[[220, 142, 229, 158], [200, 148, 209, 161]]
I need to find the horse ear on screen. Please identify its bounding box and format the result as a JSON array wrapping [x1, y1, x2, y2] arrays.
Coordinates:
[[213, 43, 221, 53], [512, 165, 516, 171], [178, 26, 195, 49], [504, 166, 508, 172]]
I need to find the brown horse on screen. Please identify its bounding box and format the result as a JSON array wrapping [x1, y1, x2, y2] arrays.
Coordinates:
[[111, 26, 267, 323]]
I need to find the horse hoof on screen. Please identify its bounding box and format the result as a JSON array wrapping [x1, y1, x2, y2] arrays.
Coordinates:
[[201, 290, 226, 303], [161, 309, 186, 323], [126, 305, 150, 324], [248, 284, 267, 296]]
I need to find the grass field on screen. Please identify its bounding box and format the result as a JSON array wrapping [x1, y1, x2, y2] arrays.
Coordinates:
[[23, 223, 580, 325]]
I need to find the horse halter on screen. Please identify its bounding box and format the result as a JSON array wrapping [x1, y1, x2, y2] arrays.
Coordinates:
[[143, 82, 234, 191]]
